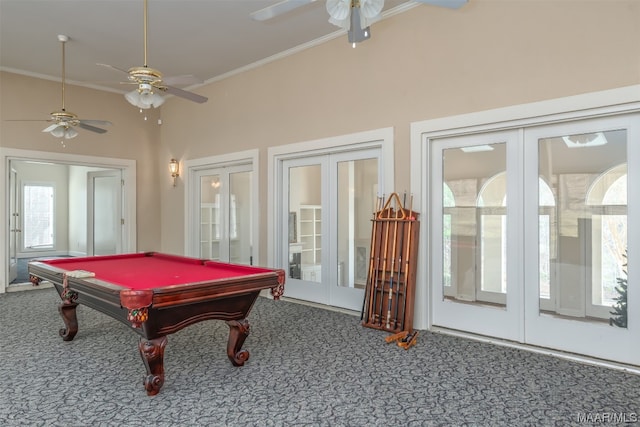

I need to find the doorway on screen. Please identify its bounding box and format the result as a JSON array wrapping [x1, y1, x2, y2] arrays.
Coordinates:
[[1, 148, 136, 292]]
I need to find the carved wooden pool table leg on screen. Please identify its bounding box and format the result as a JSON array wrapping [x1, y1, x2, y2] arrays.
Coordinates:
[[58, 301, 79, 341], [138, 336, 167, 396], [226, 319, 250, 366]]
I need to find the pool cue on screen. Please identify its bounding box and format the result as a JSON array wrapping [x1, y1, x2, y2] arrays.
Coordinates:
[[385, 197, 401, 329], [369, 195, 384, 323], [398, 194, 414, 331], [392, 192, 407, 330], [376, 199, 392, 325], [361, 196, 382, 321]]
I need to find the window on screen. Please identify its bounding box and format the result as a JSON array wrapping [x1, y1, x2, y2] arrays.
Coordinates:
[[23, 183, 55, 250]]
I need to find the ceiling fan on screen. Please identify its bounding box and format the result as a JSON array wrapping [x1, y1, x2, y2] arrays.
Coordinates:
[[98, 0, 208, 109], [251, 0, 468, 45], [8, 35, 112, 140]]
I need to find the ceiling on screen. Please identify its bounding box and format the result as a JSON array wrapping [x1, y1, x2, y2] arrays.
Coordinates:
[[0, 0, 422, 94]]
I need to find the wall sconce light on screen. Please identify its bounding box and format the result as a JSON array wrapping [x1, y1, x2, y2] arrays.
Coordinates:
[[169, 159, 179, 187]]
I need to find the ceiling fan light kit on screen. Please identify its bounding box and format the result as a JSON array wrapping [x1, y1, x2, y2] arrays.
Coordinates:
[[125, 84, 165, 109], [100, 0, 208, 110], [327, 0, 382, 47]]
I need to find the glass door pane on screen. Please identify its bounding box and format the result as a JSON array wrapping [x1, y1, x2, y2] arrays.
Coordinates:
[[200, 174, 221, 260], [336, 158, 378, 290], [443, 143, 507, 307], [538, 129, 627, 322], [289, 165, 322, 284], [229, 171, 252, 265], [8, 167, 18, 283]]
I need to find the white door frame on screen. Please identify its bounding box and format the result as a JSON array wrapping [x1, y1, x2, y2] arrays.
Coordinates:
[[410, 84, 640, 365], [0, 148, 137, 293]]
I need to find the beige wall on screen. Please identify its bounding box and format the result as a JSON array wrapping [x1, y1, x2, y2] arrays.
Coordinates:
[[2, 1, 639, 265]]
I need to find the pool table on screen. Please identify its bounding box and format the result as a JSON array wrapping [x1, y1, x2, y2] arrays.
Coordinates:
[[28, 252, 285, 396]]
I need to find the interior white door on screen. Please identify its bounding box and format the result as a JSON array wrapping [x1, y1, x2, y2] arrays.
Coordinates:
[[87, 170, 122, 256], [430, 130, 522, 341]]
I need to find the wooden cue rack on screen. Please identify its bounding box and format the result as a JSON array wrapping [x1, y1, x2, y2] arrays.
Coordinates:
[[361, 192, 420, 334]]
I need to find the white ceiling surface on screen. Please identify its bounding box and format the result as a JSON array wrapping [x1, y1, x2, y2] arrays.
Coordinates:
[[0, 0, 416, 94]]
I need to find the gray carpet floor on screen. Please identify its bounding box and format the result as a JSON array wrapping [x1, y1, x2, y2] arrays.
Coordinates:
[[10, 258, 30, 284], [1, 288, 639, 426]]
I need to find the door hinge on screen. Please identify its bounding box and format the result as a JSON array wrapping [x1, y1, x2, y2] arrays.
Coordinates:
[[121, 219, 125, 225]]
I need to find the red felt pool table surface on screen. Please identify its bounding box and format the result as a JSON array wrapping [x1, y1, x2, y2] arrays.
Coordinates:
[[42, 252, 276, 290]]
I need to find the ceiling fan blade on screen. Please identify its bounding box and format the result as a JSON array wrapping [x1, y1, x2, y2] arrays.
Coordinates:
[[415, 0, 468, 9], [327, 0, 350, 20], [4, 119, 49, 122], [77, 122, 108, 134], [162, 85, 208, 104], [79, 119, 112, 126], [97, 63, 130, 75], [42, 123, 62, 133], [163, 75, 203, 86], [251, 0, 317, 21], [361, 0, 384, 18]]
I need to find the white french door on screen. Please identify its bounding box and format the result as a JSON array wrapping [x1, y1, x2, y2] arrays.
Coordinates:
[[192, 164, 253, 264], [430, 130, 522, 341], [429, 112, 640, 365], [280, 148, 381, 311]]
